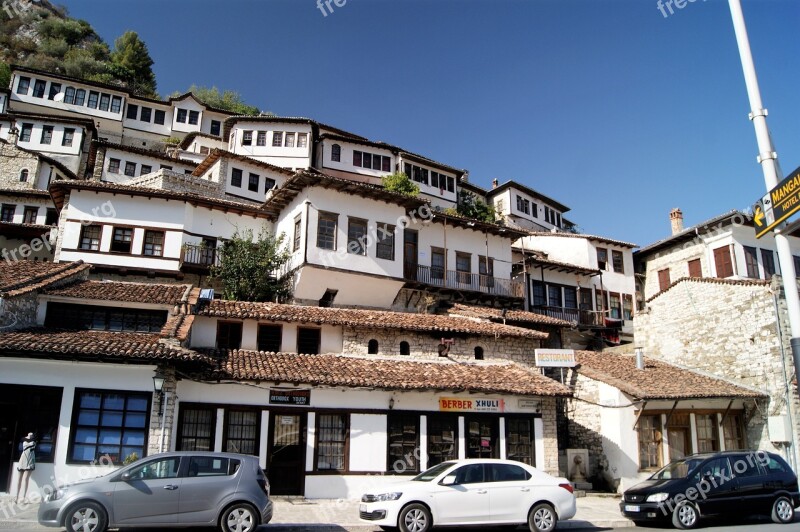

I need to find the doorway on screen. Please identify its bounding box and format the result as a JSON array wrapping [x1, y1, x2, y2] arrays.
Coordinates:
[[403, 229, 418, 280], [0, 384, 63, 493], [667, 413, 692, 460], [267, 412, 306, 495]]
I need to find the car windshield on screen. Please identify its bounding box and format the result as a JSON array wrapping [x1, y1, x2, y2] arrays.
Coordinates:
[[412, 462, 455, 482], [650, 457, 705, 480]]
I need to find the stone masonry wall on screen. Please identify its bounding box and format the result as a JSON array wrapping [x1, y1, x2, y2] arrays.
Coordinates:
[[342, 327, 541, 366], [635, 276, 800, 455], [0, 141, 42, 189], [540, 396, 560, 475], [147, 366, 177, 457], [642, 239, 707, 301]]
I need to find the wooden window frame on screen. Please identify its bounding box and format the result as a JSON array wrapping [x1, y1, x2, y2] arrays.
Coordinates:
[[216, 321, 243, 350], [257, 324, 282, 353], [176, 405, 217, 452], [79, 224, 102, 251], [612, 250, 624, 274], [314, 413, 349, 472], [657, 268, 671, 292], [637, 414, 663, 471], [387, 413, 420, 474], [316, 212, 338, 251], [297, 327, 321, 355], [376, 223, 395, 261], [142, 230, 165, 257], [688, 258, 702, 278]]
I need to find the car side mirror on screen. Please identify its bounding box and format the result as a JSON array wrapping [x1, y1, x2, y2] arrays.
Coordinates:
[[441, 475, 457, 486], [120, 472, 132, 482]]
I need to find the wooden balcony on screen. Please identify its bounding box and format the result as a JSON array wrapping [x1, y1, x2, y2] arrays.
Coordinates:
[[180, 244, 219, 272], [403, 263, 524, 298], [529, 305, 616, 327]]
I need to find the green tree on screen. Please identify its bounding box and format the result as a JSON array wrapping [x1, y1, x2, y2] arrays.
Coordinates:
[[382, 172, 420, 197], [172, 85, 261, 116], [110, 31, 157, 97], [211, 229, 292, 303], [452, 188, 495, 223], [0, 62, 9, 90]]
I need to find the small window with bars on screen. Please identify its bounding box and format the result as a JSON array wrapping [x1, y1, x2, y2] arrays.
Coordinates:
[[177, 406, 215, 451]]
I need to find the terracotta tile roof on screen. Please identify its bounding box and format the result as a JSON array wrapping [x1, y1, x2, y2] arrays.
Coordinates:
[[45, 280, 192, 305], [210, 351, 571, 396], [646, 276, 771, 303], [192, 148, 294, 179], [177, 132, 225, 150], [93, 139, 198, 168], [198, 300, 548, 339], [514, 248, 600, 276], [0, 221, 54, 239], [575, 350, 766, 400], [446, 303, 573, 327], [430, 210, 527, 239], [485, 180, 570, 213], [635, 210, 742, 257], [49, 180, 273, 220], [525, 231, 637, 249], [0, 328, 208, 363], [262, 169, 427, 219], [0, 187, 52, 198], [0, 260, 90, 298]]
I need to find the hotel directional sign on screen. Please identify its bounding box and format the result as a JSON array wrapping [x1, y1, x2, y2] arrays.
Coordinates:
[[754, 167, 800, 238]]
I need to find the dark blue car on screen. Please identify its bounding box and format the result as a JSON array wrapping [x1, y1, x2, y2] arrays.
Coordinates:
[[620, 450, 799, 529]]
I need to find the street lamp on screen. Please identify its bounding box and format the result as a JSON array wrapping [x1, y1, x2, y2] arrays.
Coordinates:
[[153, 370, 165, 416]]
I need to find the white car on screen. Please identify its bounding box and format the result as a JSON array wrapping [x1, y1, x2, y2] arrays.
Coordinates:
[[359, 459, 576, 532]]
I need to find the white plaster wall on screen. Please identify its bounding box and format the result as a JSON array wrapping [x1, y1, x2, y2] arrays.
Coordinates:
[[171, 98, 205, 134], [121, 100, 172, 137], [201, 111, 229, 137], [14, 120, 85, 157], [182, 203, 271, 241], [397, 155, 458, 205], [11, 72, 125, 123], [0, 196, 52, 225], [292, 268, 405, 308], [191, 316, 344, 354], [304, 188, 407, 278], [222, 160, 288, 202], [349, 414, 387, 471], [0, 358, 157, 495], [320, 139, 395, 181], [417, 222, 513, 281], [100, 148, 195, 182], [230, 123, 312, 169]]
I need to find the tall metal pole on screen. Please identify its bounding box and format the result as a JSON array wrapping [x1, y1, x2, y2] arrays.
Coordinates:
[[729, 0, 800, 462]]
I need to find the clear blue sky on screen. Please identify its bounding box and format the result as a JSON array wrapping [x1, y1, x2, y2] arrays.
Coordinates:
[[61, 0, 800, 247]]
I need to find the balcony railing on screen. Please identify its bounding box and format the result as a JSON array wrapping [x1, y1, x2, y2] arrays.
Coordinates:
[[180, 244, 220, 270], [529, 305, 614, 327], [404, 263, 524, 298]]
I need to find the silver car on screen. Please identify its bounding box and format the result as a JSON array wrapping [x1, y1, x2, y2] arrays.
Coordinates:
[[38, 451, 273, 532]]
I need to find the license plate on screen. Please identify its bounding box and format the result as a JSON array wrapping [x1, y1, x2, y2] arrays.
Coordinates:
[[359, 504, 367, 513], [625, 505, 641, 513]]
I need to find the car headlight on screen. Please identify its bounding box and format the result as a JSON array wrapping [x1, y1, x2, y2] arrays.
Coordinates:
[[646, 493, 670, 503], [362, 492, 403, 502], [45, 489, 67, 502]]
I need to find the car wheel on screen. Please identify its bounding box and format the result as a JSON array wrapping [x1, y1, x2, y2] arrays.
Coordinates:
[[771, 495, 794, 524], [220, 502, 259, 532], [65, 501, 108, 532], [528, 503, 557, 532], [672, 502, 699, 529], [398, 503, 432, 532]]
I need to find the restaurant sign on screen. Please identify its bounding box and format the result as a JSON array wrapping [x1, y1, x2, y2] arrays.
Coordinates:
[[439, 397, 505, 413]]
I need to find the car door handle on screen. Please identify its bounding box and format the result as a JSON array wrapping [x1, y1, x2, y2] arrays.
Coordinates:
[[477, 490, 488, 494], [163, 485, 179, 490], [520, 488, 531, 492]]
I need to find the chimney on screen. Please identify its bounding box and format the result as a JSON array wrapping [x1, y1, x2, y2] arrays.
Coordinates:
[[669, 208, 684, 235], [492, 178, 499, 189], [635, 347, 645, 370]]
